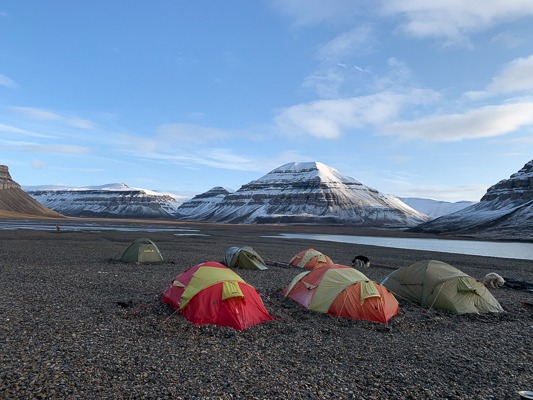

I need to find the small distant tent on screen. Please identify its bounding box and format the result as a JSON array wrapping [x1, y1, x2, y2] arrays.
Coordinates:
[[224, 246, 268, 270], [288, 248, 333, 270], [381, 259, 504, 314], [161, 261, 273, 330], [283, 264, 399, 324], [121, 238, 164, 263]]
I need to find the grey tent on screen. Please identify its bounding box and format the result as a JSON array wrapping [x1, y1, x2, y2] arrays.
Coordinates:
[[381, 259, 503, 314], [121, 238, 164, 263], [224, 246, 268, 270]]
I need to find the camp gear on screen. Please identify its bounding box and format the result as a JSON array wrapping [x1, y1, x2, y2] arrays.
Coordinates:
[[283, 264, 399, 324], [224, 246, 268, 270], [381, 259, 504, 314], [120, 238, 163, 263], [288, 248, 333, 270], [162, 261, 273, 330]]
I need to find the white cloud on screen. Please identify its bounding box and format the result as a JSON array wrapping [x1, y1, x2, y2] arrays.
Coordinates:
[[275, 89, 438, 139], [380, 0, 533, 43], [11, 106, 95, 129], [271, 0, 533, 44], [0, 73, 18, 88], [465, 55, 533, 99], [381, 102, 533, 141]]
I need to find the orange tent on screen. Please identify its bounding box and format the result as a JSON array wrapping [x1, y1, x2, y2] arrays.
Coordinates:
[[283, 264, 399, 324], [162, 261, 273, 330], [288, 248, 333, 270]]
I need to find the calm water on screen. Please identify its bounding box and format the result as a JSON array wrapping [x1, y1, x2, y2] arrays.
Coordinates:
[[0, 220, 200, 233], [271, 233, 533, 261], [3, 220, 532, 260]]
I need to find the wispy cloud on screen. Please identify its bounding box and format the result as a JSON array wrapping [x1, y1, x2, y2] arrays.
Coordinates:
[[465, 55, 533, 99], [303, 25, 376, 98], [491, 30, 525, 48], [10, 106, 95, 129], [0, 123, 53, 138], [147, 149, 302, 172], [269, 0, 362, 27], [0, 73, 18, 88], [303, 68, 348, 99], [317, 26, 374, 62], [111, 124, 234, 163], [380, 102, 533, 141], [157, 123, 230, 144], [271, 0, 533, 44], [31, 159, 46, 169], [380, 0, 533, 44], [119, 131, 305, 172], [275, 89, 438, 139], [491, 135, 533, 145], [0, 140, 92, 154]]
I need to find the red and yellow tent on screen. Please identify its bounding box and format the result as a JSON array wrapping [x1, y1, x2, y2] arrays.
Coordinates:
[[283, 264, 399, 324], [288, 248, 333, 270], [162, 261, 273, 330]]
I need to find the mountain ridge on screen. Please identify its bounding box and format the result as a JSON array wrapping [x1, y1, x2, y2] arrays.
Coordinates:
[[412, 159, 533, 239], [25, 183, 184, 219], [176, 161, 428, 227], [399, 197, 475, 219], [0, 165, 63, 218]]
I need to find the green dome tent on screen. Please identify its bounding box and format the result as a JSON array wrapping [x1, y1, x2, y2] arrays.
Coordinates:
[[121, 238, 164, 264], [224, 246, 267, 270], [381, 260, 503, 314]]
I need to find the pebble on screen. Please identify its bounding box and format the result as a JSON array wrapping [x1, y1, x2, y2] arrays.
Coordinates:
[[1, 225, 532, 399]]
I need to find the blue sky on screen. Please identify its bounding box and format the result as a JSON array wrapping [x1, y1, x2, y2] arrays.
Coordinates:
[[1, 0, 533, 202]]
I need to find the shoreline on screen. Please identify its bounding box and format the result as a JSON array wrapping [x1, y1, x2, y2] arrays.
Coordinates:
[[1, 214, 533, 243]]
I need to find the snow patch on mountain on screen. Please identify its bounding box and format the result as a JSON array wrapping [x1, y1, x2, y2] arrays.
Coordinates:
[[399, 197, 475, 219], [177, 162, 428, 227], [176, 186, 234, 220], [25, 183, 186, 219]]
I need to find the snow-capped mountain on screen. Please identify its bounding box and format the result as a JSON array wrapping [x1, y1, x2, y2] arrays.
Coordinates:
[[25, 183, 185, 219], [176, 162, 428, 227], [399, 197, 475, 219], [176, 186, 234, 220], [0, 165, 62, 218], [412, 159, 533, 239]]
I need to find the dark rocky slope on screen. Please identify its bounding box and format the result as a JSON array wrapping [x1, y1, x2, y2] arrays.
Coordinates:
[[0, 165, 63, 218], [412, 159, 533, 239]]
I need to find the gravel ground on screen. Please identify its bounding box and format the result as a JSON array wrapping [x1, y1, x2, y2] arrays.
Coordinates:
[[0, 221, 532, 399]]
